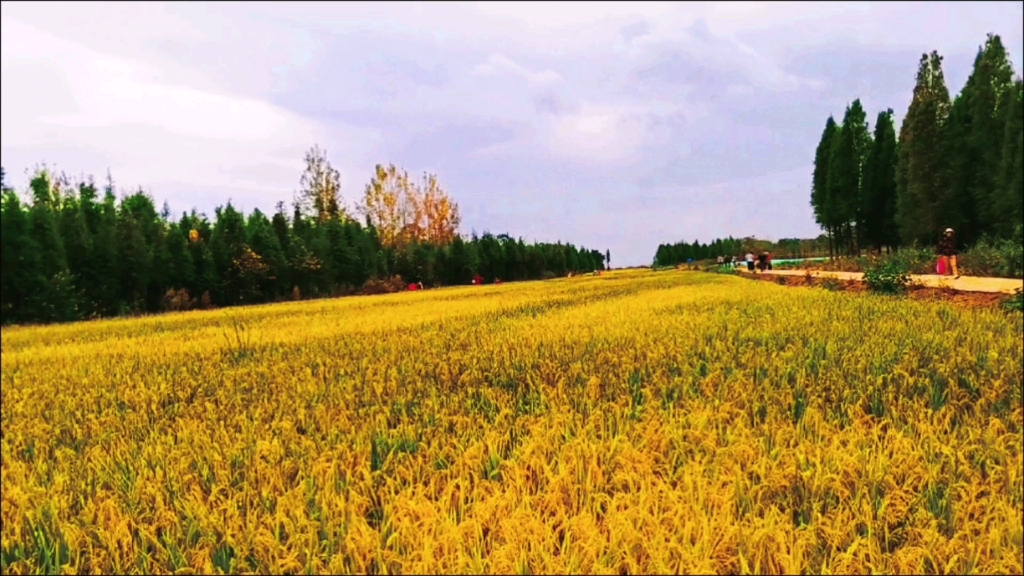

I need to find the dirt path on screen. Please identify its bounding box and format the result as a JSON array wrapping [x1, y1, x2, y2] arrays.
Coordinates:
[[747, 268, 1023, 294]]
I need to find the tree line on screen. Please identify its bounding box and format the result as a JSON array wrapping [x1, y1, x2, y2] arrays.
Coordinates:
[[653, 235, 832, 266], [0, 149, 607, 325], [812, 33, 1023, 257]]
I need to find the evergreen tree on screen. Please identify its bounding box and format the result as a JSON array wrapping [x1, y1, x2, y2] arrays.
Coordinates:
[[58, 188, 93, 312], [827, 100, 872, 255], [325, 218, 358, 289], [90, 187, 121, 315], [1, 192, 41, 323], [943, 85, 977, 244], [995, 78, 1024, 236], [210, 203, 249, 303], [27, 171, 67, 276], [566, 245, 580, 272], [272, 202, 291, 254], [149, 222, 171, 311], [433, 245, 449, 285], [26, 170, 78, 321], [811, 117, 839, 257], [247, 209, 288, 298], [447, 235, 471, 284], [116, 208, 152, 312], [189, 235, 217, 302], [165, 223, 195, 293], [967, 35, 1016, 239], [861, 109, 899, 251], [411, 242, 433, 284], [896, 51, 952, 247], [942, 35, 1017, 245], [307, 225, 334, 296], [344, 221, 372, 287]]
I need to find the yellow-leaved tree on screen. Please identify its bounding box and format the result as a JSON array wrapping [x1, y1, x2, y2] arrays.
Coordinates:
[[360, 164, 460, 249], [420, 172, 461, 246], [299, 145, 344, 223]]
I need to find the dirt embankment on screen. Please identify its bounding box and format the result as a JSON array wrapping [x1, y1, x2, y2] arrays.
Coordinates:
[[737, 270, 1013, 309]]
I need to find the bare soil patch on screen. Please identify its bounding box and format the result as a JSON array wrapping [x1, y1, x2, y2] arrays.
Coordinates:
[[737, 270, 1010, 309]]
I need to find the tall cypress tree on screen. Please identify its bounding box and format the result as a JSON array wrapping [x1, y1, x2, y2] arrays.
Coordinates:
[[896, 51, 951, 247], [967, 35, 1016, 239], [827, 100, 871, 255], [861, 109, 899, 252], [849, 100, 874, 253], [811, 116, 839, 258], [943, 82, 977, 244], [942, 34, 1016, 245], [995, 78, 1024, 237]]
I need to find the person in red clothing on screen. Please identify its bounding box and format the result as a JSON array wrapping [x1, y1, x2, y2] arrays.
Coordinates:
[[937, 228, 960, 278]]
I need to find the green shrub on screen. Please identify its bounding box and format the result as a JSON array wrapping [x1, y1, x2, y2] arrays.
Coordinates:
[[1004, 288, 1023, 312], [864, 260, 910, 294], [961, 228, 1023, 279], [885, 247, 936, 275]]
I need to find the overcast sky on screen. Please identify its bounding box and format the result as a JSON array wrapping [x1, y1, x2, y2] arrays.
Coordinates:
[[2, 2, 1022, 266]]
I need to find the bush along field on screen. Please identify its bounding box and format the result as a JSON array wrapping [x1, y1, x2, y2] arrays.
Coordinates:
[[772, 226, 1024, 280], [1, 270, 1022, 575]]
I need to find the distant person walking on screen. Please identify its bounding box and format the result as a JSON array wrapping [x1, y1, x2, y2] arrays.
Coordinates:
[[717, 255, 724, 267], [937, 228, 960, 278], [756, 252, 767, 273], [766, 252, 773, 271], [745, 252, 755, 272]]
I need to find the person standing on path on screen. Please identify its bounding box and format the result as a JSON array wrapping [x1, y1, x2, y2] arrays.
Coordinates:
[[937, 228, 960, 278], [746, 252, 755, 272]]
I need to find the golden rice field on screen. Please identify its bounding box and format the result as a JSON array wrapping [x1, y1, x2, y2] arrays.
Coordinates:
[[2, 270, 1022, 575]]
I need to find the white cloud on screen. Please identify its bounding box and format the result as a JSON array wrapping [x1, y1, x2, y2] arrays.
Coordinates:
[[546, 104, 646, 161], [471, 54, 565, 88], [0, 14, 342, 213]]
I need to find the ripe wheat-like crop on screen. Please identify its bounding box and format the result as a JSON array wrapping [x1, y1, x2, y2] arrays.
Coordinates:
[[2, 270, 1022, 574]]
